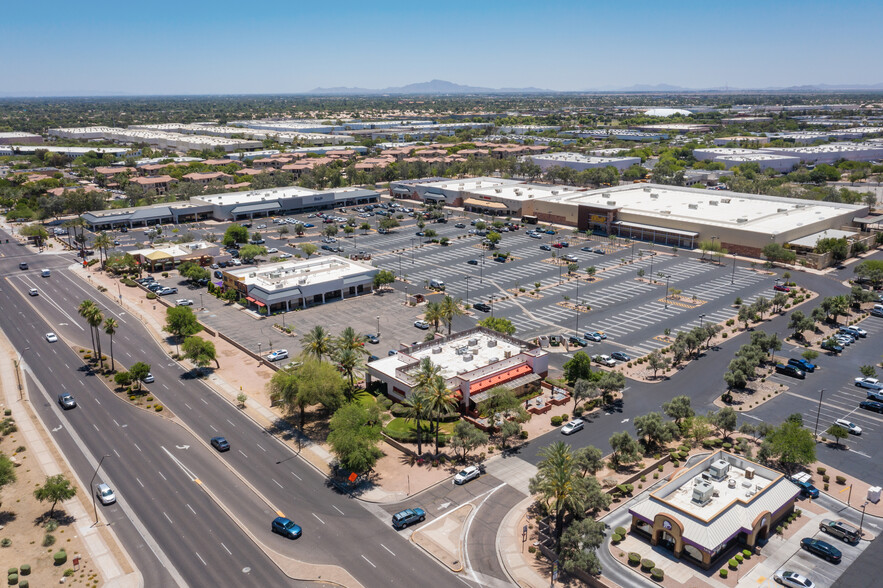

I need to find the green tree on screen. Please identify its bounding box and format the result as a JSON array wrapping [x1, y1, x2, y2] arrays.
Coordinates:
[[300, 242, 318, 258], [301, 325, 333, 361], [689, 416, 712, 448], [103, 318, 118, 372], [528, 442, 586, 548], [854, 260, 883, 289], [499, 420, 522, 449], [239, 244, 267, 263], [450, 421, 488, 461], [801, 349, 819, 364], [20, 223, 50, 247], [222, 224, 249, 247], [182, 336, 218, 371], [163, 306, 202, 353], [401, 390, 431, 456], [574, 445, 605, 477], [662, 395, 694, 425], [563, 351, 592, 384], [788, 310, 815, 340], [0, 453, 16, 495], [77, 299, 99, 359], [113, 371, 132, 388], [378, 217, 399, 231], [424, 301, 444, 331], [596, 371, 626, 404], [647, 350, 670, 380], [816, 237, 849, 261], [486, 231, 501, 247], [560, 518, 605, 576], [708, 407, 738, 440], [477, 316, 516, 335], [634, 412, 678, 449], [372, 269, 396, 289], [860, 365, 877, 379], [738, 304, 755, 330], [33, 474, 77, 520], [760, 420, 816, 474], [440, 295, 466, 335], [421, 374, 458, 455], [129, 362, 151, 390], [327, 402, 383, 474], [608, 431, 641, 470], [572, 378, 600, 411], [826, 424, 850, 447], [761, 242, 796, 264]]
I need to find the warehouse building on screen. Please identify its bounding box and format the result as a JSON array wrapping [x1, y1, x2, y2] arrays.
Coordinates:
[[464, 183, 585, 216], [221, 255, 377, 314], [365, 326, 549, 411], [711, 153, 801, 172], [0, 132, 43, 145], [628, 451, 799, 569], [696, 143, 883, 166], [389, 177, 521, 206], [528, 152, 642, 172], [564, 129, 668, 141], [521, 183, 868, 256], [48, 126, 262, 152], [130, 123, 355, 146]]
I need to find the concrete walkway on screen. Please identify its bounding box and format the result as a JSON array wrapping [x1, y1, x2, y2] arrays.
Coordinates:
[[0, 331, 140, 587]]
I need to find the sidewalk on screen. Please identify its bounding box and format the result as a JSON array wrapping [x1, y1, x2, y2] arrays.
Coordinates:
[[497, 496, 550, 588], [0, 330, 140, 588]]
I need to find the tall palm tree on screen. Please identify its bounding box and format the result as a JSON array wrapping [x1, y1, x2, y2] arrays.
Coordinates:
[[104, 317, 118, 372], [334, 326, 368, 357], [334, 347, 363, 388], [412, 357, 441, 392], [93, 232, 112, 268], [422, 374, 458, 455], [78, 300, 97, 356], [529, 441, 586, 549], [300, 325, 332, 361], [440, 295, 466, 335], [85, 305, 105, 368], [424, 301, 444, 332], [402, 390, 430, 457]]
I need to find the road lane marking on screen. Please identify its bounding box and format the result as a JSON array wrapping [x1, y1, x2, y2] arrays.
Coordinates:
[[256, 443, 267, 452], [195, 552, 206, 566], [125, 351, 132, 358], [161, 446, 201, 483], [221, 543, 231, 556], [113, 449, 120, 458], [333, 505, 344, 515], [380, 543, 395, 556], [200, 398, 208, 405], [184, 403, 192, 410], [291, 471, 301, 481], [209, 424, 218, 432], [462, 483, 506, 586], [158, 471, 167, 481], [187, 504, 196, 515], [360, 555, 376, 568], [113, 419, 120, 427], [162, 384, 169, 390], [93, 424, 99, 432], [226, 419, 235, 427], [238, 450, 248, 458], [163, 511, 173, 524], [272, 479, 283, 488], [312, 513, 325, 524], [94, 397, 100, 405], [133, 443, 142, 452], [136, 478, 144, 488]]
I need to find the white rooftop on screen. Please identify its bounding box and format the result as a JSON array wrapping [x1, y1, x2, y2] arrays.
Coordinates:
[[225, 256, 372, 291], [194, 185, 319, 206], [406, 331, 524, 381], [419, 176, 521, 192], [530, 152, 637, 165], [468, 183, 584, 202]]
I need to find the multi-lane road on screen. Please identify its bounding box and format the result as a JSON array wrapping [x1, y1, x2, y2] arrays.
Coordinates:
[[0, 232, 473, 588]]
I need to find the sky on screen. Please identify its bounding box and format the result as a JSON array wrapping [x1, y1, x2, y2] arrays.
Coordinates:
[[1, 0, 881, 96]]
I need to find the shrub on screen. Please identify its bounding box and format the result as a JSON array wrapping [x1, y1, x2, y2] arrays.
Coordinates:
[[146, 292, 157, 300], [390, 403, 409, 418], [18, 582, 26, 588], [776, 525, 784, 535], [154, 405, 164, 412], [53, 550, 67, 565], [679, 445, 690, 452], [822, 474, 830, 483], [640, 559, 655, 572], [824, 483, 829, 491], [42, 534, 55, 547], [615, 526, 627, 536], [573, 407, 584, 417], [722, 442, 732, 449], [2, 409, 9, 416], [651, 568, 664, 581], [817, 467, 827, 475], [729, 558, 738, 570], [519, 430, 529, 440], [678, 450, 688, 459], [640, 474, 646, 482], [735, 553, 744, 563], [8, 573, 17, 585], [611, 533, 622, 543], [836, 475, 846, 485], [722, 332, 728, 338], [0, 539, 9, 547], [628, 553, 641, 566], [6, 570, 15, 576], [653, 472, 659, 479], [742, 548, 752, 558], [720, 569, 728, 578], [672, 460, 680, 467], [551, 416, 563, 427], [17, 567, 28, 577], [658, 464, 664, 472]]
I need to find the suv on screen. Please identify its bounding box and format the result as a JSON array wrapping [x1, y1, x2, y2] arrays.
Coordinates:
[[789, 474, 819, 499], [267, 349, 289, 362], [392, 508, 426, 529], [787, 358, 816, 373], [561, 419, 585, 435], [19, 262, 28, 270], [819, 519, 859, 543], [472, 302, 491, 313], [775, 363, 805, 379], [593, 354, 616, 367]]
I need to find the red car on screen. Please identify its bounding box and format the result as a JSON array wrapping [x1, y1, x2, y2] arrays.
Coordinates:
[[773, 284, 791, 292], [551, 242, 565, 248]]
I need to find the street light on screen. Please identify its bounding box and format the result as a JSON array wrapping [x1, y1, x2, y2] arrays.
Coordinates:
[[397, 252, 403, 277], [814, 389, 825, 438], [699, 314, 705, 328], [376, 315, 380, 337], [410, 238, 415, 264], [860, 502, 868, 539], [258, 342, 262, 359], [731, 253, 737, 285], [91, 454, 111, 525], [574, 276, 580, 336], [664, 275, 671, 309], [465, 276, 471, 305]]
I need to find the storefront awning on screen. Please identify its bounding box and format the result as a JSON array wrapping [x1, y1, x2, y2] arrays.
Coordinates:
[[613, 220, 698, 238], [253, 300, 266, 307], [470, 363, 532, 395], [245, 296, 256, 303], [464, 198, 507, 210]]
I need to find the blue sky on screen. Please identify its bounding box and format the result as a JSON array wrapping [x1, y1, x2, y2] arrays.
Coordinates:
[[1, 0, 880, 96]]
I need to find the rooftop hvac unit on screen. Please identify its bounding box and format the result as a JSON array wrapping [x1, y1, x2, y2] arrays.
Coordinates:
[[688, 204, 699, 210], [495, 188, 502, 193], [432, 347, 442, 354], [489, 357, 498, 363], [737, 218, 748, 223], [504, 350, 512, 359], [728, 478, 737, 489], [462, 354, 473, 362], [551, 190, 558, 195], [644, 187, 652, 192], [468, 338, 478, 346], [603, 192, 611, 198], [692, 479, 714, 506], [777, 208, 788, 213], [721, 198, 731, 203], [650, 193, 659, 199], [487, 339, 497, 348], [709, 200, 719, 206], [708, 459, 730, 481]]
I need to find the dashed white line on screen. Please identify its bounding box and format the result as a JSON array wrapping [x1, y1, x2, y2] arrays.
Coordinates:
[[195, 552, 206, 566], [200, 398, 208, 405], [94, 397, 101, 405], [78, 380, 85, 387], [186, 504, 196, 515], [312, 513, 325, 525], [113, 419, 120, 427], [332, 505, 344, 515], [221, 543, 231, 556], [125, 351, 132, 358], [113, 449, 120, 458], [361, 554, 376, 568], [158, 471, 167, 481], [93, 424, 99, 432], [133, 443, 142, 452], [226, 419, 235, 427], [163, 511, 173, 524], [272, 479, 283, 488], [238, 450, 248, 458], [209, 424, 218, 432], [380, 543, 395, 556], [162, 384, 169, 390], [290, 471, 301, 481], [184, 403, 192, 410], [256, 443, 267, 452], [136, 477, 144, 488]]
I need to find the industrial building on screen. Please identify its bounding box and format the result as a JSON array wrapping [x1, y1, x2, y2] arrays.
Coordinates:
[[628, 451, 799, 569], [564, 129, 668, 141], [48, 126, 262, 153], [521, 183, 868, 256], [0, 144, 129, 158], [365, 326, 549, 411], [528, 152, 642, 172], [221, 255, 377, 313], [389, 177, 522, 206], [0, 132, 43, 145], [696, 143, 883, 166], [130, 123, 354, 146]]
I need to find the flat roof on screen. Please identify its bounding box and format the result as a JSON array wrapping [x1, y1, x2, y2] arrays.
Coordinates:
[[418, 177, 521, 192], [194, 185, 319, 206], [407, 331, 524, 381], [225, 255, 374, 292], [530, 153, 638, 165], [545, 184, 865, 235], [788, 228, 858, 248], [468, 183, 584, 202]]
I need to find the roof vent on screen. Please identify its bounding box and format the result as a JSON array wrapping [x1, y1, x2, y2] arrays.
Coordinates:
[[721, 198, 731, 203], [709, 200, 718, 206], [603, 192, 611, 198], [688, 203, 698, 210], [737, 217, 748, 223], [432, 346, 442, 354], [644, 187, 652, 192], [650, 193, 659, 199], [462, 354, 473, 362], [487, 339, 497, 348], [468, 338, 478, 346], [777, 208, 788, 213]]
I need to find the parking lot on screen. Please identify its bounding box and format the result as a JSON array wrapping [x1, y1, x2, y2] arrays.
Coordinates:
[[774, 525, 870, 588], [85, 202, 791, 363]]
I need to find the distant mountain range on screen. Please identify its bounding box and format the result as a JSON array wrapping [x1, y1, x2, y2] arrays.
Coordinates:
[[308, 79, 883, 95]]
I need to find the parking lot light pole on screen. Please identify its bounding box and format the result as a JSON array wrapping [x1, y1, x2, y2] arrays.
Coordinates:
[[199, 293, 203, 310], [91, 454, 110, 525], [699, 314, 705, 328], [258, 342, 262, 359], [465, 276, 470, 305], [860, 502, 868, 538], [376, 316, 380, 337], [411, 238, 415, 263], [732, 253, 737, 285], [665, 275, 671, 309], [575, 278, 580, 336], [397, 252, 403, 277], [814, 389, 824, 438]]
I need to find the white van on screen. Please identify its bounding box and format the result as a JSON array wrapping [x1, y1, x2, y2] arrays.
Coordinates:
[[429, 279, 445, 290], [41, 269, 51, 277]]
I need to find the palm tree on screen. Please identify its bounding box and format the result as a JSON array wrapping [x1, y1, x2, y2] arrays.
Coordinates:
[[78, 300, 98, 356], [301, 325, 332, 360], [334, 326, 368, 357], [423, 374, 458, 455], [334, 347, 363, 388], [529, 441, 586, 549], [440, 295, 466, 335], [402, 390, 430, 456], [424, 301, 444, 332], [85, 305, 105, 368], [93, 231, 112, 268], [103, 318, 118, 372]]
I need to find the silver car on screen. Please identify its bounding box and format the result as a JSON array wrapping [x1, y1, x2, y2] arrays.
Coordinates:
[[96, 483, 116, 505]]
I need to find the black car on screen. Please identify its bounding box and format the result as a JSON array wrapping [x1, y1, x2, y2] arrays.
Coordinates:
[[19, 262, 29, 270], [859, 400, 883, 414], [800, 538, 841, 563], [821, 340, 843, 353], [210, 436, 230, 452], [611, 352, 631, 362], [472, 302, 491, 313], [454, 223, 466, 228], [467, 259, 479, 265], [775, 363, 805, 379]]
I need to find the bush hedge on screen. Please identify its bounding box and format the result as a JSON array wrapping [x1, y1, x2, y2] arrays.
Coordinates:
[[615, 526, 627, 536], [611, 533, 622, 543], [53, 550, 67, 565], [640, 559, 655, 572], [651, 568, 664, 581], [628, 553, 641, 566], [728, 558, 738, 570], [720, 569, 728, 578], [735, 553, 744, 563], [836, 475, 847, 485], [16, 567, 28, 577], [8, 573, 17, 585], [551, 416, 564, 427]]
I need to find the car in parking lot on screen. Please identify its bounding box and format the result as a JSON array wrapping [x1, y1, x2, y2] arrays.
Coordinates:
[[821, 339, 843, 353], [775, 363, 805, 379], [789, 475, 819, 499], [799, 537, 841, 563], [473, 302, 491, 313], [19, 262, 28, 270], [834, 418, 862, 435], [414, 320, 430, 330], [773, 284, 791, 292], [568, 335, 588, 347], [146, 282, 164, 291], [527, 232, 541, 239], [871, 308, 883, 318], [562, 254, 578, 262], [580, 246, 593, 252], [467, 259, 479, 265], [29, 287, 38, 296], [540, 244, 552, 251], [840, 325, 866, 338], [859, 400, 883, 413], [175, 299, 194, 306], [392, 508, 425, 529], [267, 349, 289, 362], [854, 377, 883, 390], [453, 465, 480, 485], [561, 419, 585, 435], [584, 332, 605, 342], [58, 392, 77, 409], [364, 334, 380, 344], [787, 358, 816, 372], [46, 332, 58, 343], [611, 351, 630, 362], [819, 519, 859, 543], [278, 252, 292, 259], [593, 248, 604, 254], [593, 354, 616, 367], [214, 270, 223, 279], [96, 483, 116, 505], [271, 516, 302, 539], [266, 247, 278, 253], [210, 436, 230, 452], [302, 222, 315, 228], [157, 287, 178, 296], [773, 570, 815, 588], [454, 223, 466, 228]]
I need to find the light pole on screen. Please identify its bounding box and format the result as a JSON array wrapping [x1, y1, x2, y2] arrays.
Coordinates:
[[860, 502, 868, 538], [699, 314, 705, 328], [731, 253, 736, 285], [397, 252, 403, 277], [258, 342, 262, 359], [575, 277, 580, 336], [649, 253, 653, 278], [665, 275, 671, 309], [199, 293, 204, 310], [410, 238, 415, 264], [91, 454, 110, 525], [465, 276, 470, 305], [490, 297, 495, 318], [480, 251, 484, 284], [814, 389, 825, 438], [376, 315, 380, 337]]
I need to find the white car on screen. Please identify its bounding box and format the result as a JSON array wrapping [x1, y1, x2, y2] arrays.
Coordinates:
[[267, 349, 289, 361], [175, 299, 194, 306], [278, 253, 292, 259], [29, 288, 39, 296], [593, 354, 616, 367], [854, 377, 883, 390], [266, 248, 279, 254], [774, 570, 815, 588], [561, 419, 585, 435], [453, 466, 481, 485], [256, 224, 266, 229], [96, 483, 116, 505], [834, 418, 862, 435], [142, 372, 154, 383], [414, 320, 430, 330], [46, 332, 58, 343]]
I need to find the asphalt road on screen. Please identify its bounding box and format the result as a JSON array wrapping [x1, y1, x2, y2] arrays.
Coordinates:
[[1, 233, 475, 588]]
